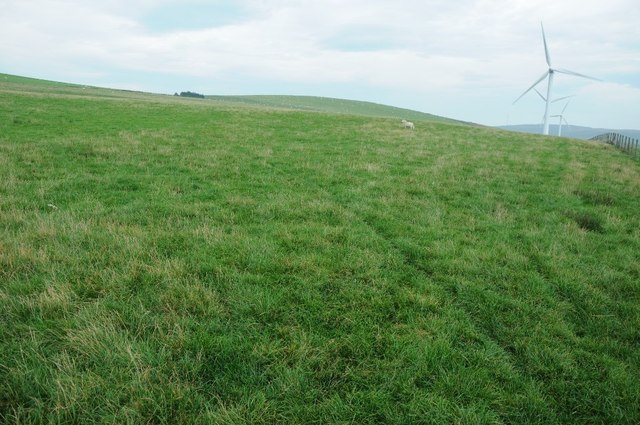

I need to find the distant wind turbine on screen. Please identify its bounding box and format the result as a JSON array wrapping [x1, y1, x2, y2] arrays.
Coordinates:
[[513, 23, 600, 136], [534, 88, 575, 136], [551, 100, 571, 137]]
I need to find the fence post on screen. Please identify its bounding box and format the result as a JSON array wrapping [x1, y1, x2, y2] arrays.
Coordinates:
[[591, 132, 640, 159]]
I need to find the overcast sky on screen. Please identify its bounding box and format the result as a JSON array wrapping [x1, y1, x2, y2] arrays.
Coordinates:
[[1, 0, 639, 129]]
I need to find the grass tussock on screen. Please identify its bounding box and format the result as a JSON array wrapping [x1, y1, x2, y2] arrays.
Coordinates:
[[1, 75, 640, 424], [574, 189, 616, 206], [568, 210, 606, 233]]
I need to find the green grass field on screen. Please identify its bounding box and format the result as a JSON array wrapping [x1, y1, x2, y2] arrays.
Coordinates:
[[205, 95, 468, 124], [1, 74, 639, 424]]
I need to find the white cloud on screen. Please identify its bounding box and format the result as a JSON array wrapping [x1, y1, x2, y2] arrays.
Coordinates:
[[1, 0, 638, 129]]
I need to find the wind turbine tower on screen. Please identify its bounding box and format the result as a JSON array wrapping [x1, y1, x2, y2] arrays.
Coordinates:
[[514, 23, 599, 135], [551, 100, 571, 137]]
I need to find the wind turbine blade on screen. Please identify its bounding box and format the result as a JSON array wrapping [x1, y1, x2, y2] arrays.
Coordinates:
[[534, 88, 547, 102], [561, 101, 570, 114], [555, 68, 601, 81], [513, 71, 549, 104], [541, 22, 552, 67], [551, 94, 575, 103]]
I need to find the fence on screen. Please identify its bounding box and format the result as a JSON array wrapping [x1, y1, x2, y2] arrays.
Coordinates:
[[590, 132, 640, 157]]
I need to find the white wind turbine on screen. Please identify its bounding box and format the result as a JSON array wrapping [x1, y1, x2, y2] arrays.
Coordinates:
[[534, 88, 575, 135], [551, 100, 571, 137], [513, 23, 599, 135]]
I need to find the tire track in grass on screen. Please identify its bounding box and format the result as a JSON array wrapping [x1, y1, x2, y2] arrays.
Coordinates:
[[327, 201, 561, 423], [304, 122, 562, 421]]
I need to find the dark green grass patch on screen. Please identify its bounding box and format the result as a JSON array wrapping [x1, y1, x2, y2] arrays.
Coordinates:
[[574, 189, 616, 207], [1, 81, 640, 424], [567, 210, 605, 232]]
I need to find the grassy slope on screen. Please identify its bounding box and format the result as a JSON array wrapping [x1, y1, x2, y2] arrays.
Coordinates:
[[1, 75, 640, 424], [206, 95, 467, 124], [0, 73, 465, 123]]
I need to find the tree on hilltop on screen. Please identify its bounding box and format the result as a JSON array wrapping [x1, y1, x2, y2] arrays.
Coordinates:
[[176, 91, 205, 99]]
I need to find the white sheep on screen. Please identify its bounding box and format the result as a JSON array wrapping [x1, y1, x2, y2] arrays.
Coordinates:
[[401, 119, 415, 130]]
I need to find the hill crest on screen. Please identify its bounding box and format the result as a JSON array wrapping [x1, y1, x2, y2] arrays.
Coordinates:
[[1, 73, 463, 124]]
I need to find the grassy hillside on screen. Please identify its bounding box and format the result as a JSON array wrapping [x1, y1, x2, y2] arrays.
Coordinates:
[[1, 75, 640, 424], [206, 95, 467, 124], [0, 73, 466, 124], [0, 73, 148, 100], [499, 124, 640, 141]]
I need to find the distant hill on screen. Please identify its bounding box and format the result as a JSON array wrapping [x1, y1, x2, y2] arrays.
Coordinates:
[[498, 124, 640, 140], [1, 73, 466, 125], [206, 95, 471, 125]]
